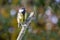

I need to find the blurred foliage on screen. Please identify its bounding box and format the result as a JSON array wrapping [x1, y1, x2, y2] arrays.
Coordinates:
[[34, 0, 45, 7], [0, 0, 60, 40]]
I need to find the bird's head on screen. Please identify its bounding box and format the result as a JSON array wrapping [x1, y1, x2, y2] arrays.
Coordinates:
[[18, 8, 26, 15]]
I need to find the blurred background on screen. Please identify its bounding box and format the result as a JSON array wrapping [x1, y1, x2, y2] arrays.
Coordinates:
[[0, 0, 60, 40]]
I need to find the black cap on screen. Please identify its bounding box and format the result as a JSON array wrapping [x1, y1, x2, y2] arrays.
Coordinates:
[[22, 8, 26, 15]]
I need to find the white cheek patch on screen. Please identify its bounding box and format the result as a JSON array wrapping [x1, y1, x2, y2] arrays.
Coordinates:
[[19, 9, 24, 13]]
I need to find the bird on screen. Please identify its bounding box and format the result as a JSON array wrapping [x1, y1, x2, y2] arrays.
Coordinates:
[[17, 8, 26, 28]]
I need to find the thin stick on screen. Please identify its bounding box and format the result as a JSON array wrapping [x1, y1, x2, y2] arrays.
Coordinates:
[[17, 26, 27, 40]]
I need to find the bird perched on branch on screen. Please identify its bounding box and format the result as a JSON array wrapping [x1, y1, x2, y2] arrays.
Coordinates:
[[17, 8, 26, 28]]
